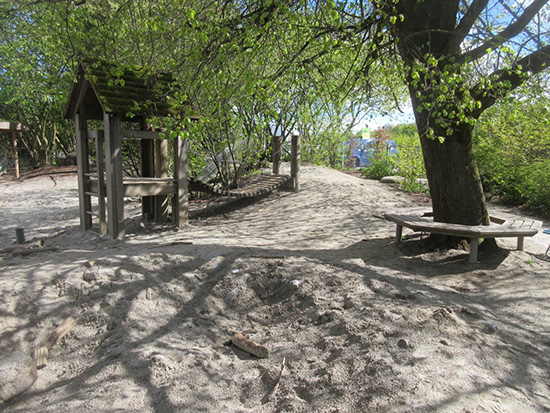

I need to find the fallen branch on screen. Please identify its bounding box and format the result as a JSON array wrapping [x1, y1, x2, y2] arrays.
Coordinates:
[[0, 240, 43, 254], [1, 317, 76, 402], [32, 317, 77, 369], [12, 246, 59, 257], [231, 332, 269, 358], [151, 240, 193, 248]]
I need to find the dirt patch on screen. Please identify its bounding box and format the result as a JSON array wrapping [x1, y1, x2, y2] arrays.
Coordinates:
[[1, 165, 549, 412]]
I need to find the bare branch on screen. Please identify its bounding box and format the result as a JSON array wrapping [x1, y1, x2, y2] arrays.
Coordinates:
[[472, 44, 550, 117], [447, 0, 490, 53], [461, 0, 549, 63]]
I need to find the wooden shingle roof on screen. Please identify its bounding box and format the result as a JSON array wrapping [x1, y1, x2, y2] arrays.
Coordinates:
[[65, 58, 192, 121]]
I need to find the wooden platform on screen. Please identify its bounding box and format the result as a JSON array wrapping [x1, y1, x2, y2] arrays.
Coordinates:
[[384, 213, 542, 263], [190, 174, 291, 198]]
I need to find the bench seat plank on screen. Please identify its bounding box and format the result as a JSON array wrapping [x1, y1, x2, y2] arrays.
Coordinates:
[[384, 213, 542, 263]]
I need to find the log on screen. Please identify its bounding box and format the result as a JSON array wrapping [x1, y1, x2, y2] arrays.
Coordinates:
[[231, 332, 269, 358], [12, 246, 59, 257], [0, 240, 43, 254]]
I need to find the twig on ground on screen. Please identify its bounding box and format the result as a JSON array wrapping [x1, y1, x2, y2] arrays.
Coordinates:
[[1, 195, 11, 207], [263, 357, 286, 404]]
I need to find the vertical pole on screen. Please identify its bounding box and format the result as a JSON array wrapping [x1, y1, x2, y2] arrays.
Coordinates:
[[469, 238, 479, 263], [139, 117, 154, 220], [96, 130, 107, 235], [174, 135, 188, 227], [75, 111, 92, 231], [104, 113, 125, 239], [155, 138, 169, 222], [11, 129, 19, 180], [517, 236, 525, 251], [272, 134, 282, 175], [395, 225, 403, 242], [290, 133, 300, 192]]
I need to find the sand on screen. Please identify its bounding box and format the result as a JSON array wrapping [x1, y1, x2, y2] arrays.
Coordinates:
[[1, 164, 549, 412]]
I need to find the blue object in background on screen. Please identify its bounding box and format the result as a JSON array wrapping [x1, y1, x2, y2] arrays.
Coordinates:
[[344, 138, 398, 168]]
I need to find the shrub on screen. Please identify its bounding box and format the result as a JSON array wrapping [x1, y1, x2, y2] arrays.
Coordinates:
[[394, 145, 428, 194], [361, 151, 395, 180], [474, 97, 550, 215]]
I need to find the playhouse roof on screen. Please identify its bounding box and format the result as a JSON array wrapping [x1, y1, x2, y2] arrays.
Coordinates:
[[64, 58, 192, 121]]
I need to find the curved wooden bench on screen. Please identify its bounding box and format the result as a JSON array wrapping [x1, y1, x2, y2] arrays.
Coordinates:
[[384, 213, 542, 263]]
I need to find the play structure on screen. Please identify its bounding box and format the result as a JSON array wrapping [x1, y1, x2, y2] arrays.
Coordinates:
[[65, 59, 299, 239], [0, 122, 23, 179]]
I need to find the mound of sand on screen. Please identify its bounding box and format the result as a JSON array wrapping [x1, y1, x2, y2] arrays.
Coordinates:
[[1, 165, 549, 412]]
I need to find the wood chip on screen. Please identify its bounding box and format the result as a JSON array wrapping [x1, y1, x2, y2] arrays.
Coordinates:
[[231, 332, 269, 358]]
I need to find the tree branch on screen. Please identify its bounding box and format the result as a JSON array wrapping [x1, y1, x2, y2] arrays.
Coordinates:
[[472, 44, 550, 117], [446, 0, 489, 53], [461, 0, 548, 63]]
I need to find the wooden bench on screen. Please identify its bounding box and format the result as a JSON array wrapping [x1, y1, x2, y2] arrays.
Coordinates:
[[384, 213, 542, 263]]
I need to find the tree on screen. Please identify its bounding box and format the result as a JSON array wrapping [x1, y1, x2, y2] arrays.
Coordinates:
[[375, 0, 550, 232], [222, 0, 549, 237]]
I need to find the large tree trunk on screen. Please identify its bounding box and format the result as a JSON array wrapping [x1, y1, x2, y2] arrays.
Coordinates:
[[411, 99, 490, 227]]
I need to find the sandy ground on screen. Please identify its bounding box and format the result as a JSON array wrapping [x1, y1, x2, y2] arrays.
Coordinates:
[[1, 165, 550, 412]]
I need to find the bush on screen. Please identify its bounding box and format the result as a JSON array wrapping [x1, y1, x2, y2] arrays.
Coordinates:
[[474, 97, 550, 215], [361, 152, 395, 180]]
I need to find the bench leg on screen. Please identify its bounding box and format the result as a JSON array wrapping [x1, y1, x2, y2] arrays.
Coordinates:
[[395, 225, 403, 243], [517, 236, 525, 251], [469, 238, 479, 263]]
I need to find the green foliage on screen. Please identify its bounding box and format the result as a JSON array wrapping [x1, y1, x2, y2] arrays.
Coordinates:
[[474, 97, 550, 214], [361, 152, 395, 180], [394, 145, 428, 194], [384, 123, 428, 194]]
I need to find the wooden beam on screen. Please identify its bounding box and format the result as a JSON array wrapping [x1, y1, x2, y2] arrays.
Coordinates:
[[139, 118, 154, 220], [0, 122, 23, 131], [96, 130, 107, 235], [290, 133, 300, 192], [11, 130, 19, 180], [104, 113, 125, 239], [121, 130, 161, 140], [155, 138, 169, 222], [272, 134, 282, 175], [174, 135, 188, 227], [74, 111, 92, 231]]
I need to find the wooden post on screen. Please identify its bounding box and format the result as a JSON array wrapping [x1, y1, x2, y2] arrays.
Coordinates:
[[139, 118, 154, 221], [104, 113, 125, 239], [517, 236, 525, 251], [174, 135, 188, 227], [96, 130, 107, 235], [395, 224, 403, 243], [74, 111, 92, 231], [11, 130, 19, 180], [290, 133, 300, 192], [272, 134, 282, 175], [155, 138, 169, 222], [469, 238, 479, 263]]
